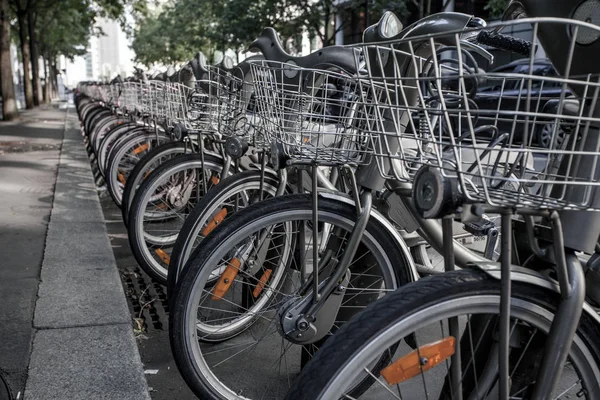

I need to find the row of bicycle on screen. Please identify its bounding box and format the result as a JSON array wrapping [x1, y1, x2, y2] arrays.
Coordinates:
[[76, 5, 600, 400]]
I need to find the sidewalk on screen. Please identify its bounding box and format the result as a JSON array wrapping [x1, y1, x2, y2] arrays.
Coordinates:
[[0, 103, 149, 399]]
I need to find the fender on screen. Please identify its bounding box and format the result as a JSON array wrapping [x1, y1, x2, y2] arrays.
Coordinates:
[[319, 190, 419, 282], [475, 263, 600, 327]]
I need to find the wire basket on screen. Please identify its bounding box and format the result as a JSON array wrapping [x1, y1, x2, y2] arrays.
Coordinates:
[[121, 82, 141, 115], [148, 80, 168, 121], [203, 65, 267, 148], [109, 83, 121, 107], [357, 17, 600, 211], [249, 60, 376, 166]]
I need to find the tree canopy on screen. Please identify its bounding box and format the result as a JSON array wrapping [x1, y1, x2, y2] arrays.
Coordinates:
[[131, 0, 413, 68]]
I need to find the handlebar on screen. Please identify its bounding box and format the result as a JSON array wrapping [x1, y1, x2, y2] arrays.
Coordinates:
[[477, 30, 533, 57]]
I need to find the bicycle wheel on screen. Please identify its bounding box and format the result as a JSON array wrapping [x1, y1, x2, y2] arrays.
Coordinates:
[[286, 270, 600, 400], [121, 141, 191, 225], [167, 169, 283, 299], [105, 131, 170, 207], [169, 194, 414, 400], [128, 153, 225, 283], [97, 124, 147, 175]]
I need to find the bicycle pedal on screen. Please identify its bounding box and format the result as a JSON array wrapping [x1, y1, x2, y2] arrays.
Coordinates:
[[463, 220, 496, 236]]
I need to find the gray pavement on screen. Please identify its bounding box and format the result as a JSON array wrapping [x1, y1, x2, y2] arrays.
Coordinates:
[[0, 104, 150, 399], [0, 105, 63, 398]]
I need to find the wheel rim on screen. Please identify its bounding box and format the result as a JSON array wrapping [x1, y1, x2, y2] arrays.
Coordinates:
[[318, 295, 600, 399], [180, 208, 399, 400], [134, 159, 223, 279]]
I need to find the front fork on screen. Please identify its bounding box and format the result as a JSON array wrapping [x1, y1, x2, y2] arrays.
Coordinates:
[[282, 165, 374, 344], [455, 207, 585, 399]]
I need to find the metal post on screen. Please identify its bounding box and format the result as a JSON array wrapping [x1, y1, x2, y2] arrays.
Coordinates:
[[499, 211, 512, 400], [312, 164, 320, 303], [443, 216, 462, 400]]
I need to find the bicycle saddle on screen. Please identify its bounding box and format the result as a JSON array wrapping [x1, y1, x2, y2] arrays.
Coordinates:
[[110, 75, 123, 85], [249, 27, 359, 74], [150, 71, 165, 81], [215, 55, 235, 72], [363, 11, 476, 78], [178, 63, 196, 88], [166, 65, 179, 82], [189, 51, 210, 81]]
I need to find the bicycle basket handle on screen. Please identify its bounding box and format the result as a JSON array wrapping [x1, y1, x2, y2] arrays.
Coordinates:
[[477, 31, 533, 56]]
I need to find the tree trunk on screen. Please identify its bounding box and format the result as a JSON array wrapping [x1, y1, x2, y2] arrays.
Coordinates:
[[51, 60, 58, 99], [42, 53, 49, 102], [27, 9, 41, 105], [0, 0, 17, 120], [17, 12, 33, 109]]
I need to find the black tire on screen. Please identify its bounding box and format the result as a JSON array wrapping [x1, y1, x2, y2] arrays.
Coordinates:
[[167, 169, 282, 300], [285, 270, 600, 400], [121, 142, 190, 225], [128, 153, 225, 284], [169, 193, 414, 400], [98, 125, 148, 175], [104, 131, 170, 207]]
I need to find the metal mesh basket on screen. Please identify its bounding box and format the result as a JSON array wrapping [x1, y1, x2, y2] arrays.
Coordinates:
[[358, 17, 600, 211], [249, 60, 376, 166], [121, 82, 140, 115], [203, 65, 267, 148], [109, 83, 121, 107], [147, 80, 167, 121]]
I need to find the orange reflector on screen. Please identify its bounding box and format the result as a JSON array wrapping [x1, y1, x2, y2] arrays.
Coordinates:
[[211, 175, 220, 185], [201, 208, 228, 236], [212, 258, 241, 300], [156, 202, 168, 210], [133, 143, 150, 155], [252, 269, 272, 298], [381, 336, 456, 385], [144, 169, 152, 179], [155, 248, 171, 265], [118, 172, 126, 185]]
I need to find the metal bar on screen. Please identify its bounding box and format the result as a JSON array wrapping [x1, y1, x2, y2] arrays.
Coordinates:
[[298, 168, 307, 284], [312, 164, 320, 303], [316, 168, 337, 191], [531, 214, 585, 400], [499, 211, 512, 400], [259, 153, 267, 201], [276, 168, 287, 196], [306, 190, 373, 317], [443, 217, 462, 400]]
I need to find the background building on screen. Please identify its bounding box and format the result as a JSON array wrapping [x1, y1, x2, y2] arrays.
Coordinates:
[[61, 17, 136, 87]]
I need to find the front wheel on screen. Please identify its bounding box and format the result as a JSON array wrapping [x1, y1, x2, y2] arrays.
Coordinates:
[[169, 194, 415, 400], [128, 153, 225, 283], [286, 270, 600, 400]]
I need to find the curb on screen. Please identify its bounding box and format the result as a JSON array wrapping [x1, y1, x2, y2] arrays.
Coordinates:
[[24, 106, 150, 400]]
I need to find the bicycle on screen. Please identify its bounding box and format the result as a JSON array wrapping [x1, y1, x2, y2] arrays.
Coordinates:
[[286, 3, 600, 399], [166, 10, 508, 399]]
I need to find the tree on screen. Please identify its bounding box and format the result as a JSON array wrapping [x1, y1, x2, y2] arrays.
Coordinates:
[[37, 0, 101, 99], [484, 0, 509, 18], [10, 0, 34, 108], [131, 0, 413, 66], [0, 0, 17, 120]]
